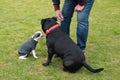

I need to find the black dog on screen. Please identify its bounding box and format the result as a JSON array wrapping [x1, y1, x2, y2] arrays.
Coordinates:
[[41, 17, 104, 73]]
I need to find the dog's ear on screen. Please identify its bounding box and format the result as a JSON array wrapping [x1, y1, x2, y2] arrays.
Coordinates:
[[41, 19, 46, 25], [52, 17, 57, 21]]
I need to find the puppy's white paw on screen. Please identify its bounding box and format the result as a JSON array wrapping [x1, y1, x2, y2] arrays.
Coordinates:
[[34, 56, 38, 59], [19, 56, 27, 60]]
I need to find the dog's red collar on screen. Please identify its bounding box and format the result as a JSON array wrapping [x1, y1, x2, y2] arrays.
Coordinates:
[[45, 24, 59, 35]]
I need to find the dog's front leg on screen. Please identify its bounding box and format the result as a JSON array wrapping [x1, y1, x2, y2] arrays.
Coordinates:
[[43, 48, 54, 66], [32, 50, 38, 58], [19, 54, 27, 59]]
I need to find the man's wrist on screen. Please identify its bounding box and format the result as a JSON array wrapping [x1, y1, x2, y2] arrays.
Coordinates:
[[54, 5, 60, 11]]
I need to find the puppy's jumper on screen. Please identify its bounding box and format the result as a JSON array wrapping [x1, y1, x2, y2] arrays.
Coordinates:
[[18, 38, 38, 56]]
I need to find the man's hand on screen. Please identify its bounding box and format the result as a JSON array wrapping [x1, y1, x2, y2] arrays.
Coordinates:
[[55, 10, 64, 21], [74, 4, 85, 12]]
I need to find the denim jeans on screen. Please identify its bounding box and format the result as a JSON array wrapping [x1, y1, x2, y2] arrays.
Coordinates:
[[61, 0, 94, 50]]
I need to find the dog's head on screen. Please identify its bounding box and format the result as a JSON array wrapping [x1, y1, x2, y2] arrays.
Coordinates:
[[41, 17, 57, 33], [32, 31, 43, 41]]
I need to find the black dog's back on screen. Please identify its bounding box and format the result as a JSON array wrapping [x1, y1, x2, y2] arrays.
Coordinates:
[[53, 32, 84, 58]]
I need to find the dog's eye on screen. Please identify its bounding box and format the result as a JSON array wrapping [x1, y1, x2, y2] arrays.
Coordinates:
[[33, 33, 40, 38]]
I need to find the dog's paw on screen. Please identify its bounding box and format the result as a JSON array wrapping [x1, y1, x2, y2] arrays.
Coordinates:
[[42, 63, 49, 66], [34, 56, 38, 59], [19, 56, 27, 60]]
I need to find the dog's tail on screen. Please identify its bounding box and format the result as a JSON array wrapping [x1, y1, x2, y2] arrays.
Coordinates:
[[82, 61, 104, 73]]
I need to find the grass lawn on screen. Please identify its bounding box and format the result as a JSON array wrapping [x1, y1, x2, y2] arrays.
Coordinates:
[[0, 0, 120, 80]]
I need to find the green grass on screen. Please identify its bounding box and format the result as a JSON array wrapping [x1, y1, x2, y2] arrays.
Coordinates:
[[0, 0, 120, 80]]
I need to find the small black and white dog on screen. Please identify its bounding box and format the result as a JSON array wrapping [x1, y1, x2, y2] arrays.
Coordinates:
[[40, 17, 104, 73], [18, 31, 43, 59]]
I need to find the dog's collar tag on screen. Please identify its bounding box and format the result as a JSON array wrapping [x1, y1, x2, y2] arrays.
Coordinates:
[[45, 24, 59, 35]]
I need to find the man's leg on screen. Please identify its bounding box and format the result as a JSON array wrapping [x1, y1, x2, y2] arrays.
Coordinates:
[[77, 0, 94, 51], [61, 0, 77, 35]]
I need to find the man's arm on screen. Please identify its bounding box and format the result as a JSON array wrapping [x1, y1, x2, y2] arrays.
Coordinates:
[[52, 0, 60, 5], [52, 0, 64, 21], [52, 0, 60, 11]]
